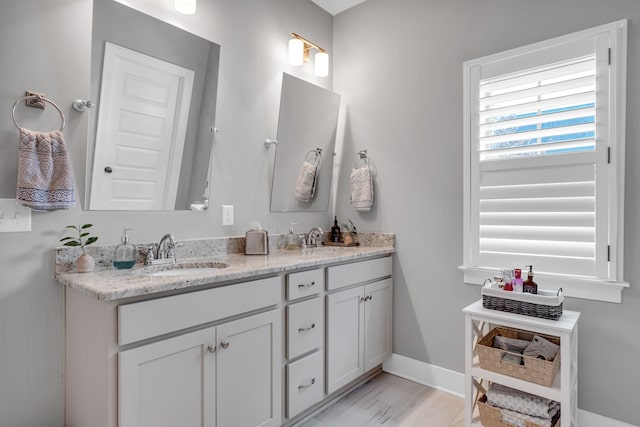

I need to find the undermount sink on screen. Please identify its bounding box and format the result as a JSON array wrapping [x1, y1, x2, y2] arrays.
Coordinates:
[[134, 261, 229, 277]]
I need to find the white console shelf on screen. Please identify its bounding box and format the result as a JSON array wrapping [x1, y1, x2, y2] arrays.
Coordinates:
[[463, 299, 580, 427]]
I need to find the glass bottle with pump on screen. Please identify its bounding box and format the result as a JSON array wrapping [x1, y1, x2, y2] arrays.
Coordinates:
[[285, 223, 300, 250], [523, 265, 538, 294], [114, 227, 136, 269]]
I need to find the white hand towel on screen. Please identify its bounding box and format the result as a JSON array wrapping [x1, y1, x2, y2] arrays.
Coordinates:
[[350, 165, 373, 211], [17, 128, 75, 210], [295, 161, 317, 202]]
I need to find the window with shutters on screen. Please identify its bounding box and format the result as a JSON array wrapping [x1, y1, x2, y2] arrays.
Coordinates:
[[461, 20, 629, 303]]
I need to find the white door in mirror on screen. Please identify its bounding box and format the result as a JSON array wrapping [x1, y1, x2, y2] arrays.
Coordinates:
[[89, 42, 194, 210]]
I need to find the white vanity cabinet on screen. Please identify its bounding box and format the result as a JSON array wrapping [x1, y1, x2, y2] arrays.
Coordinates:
[[65, 276, 282, 427], [119, 310, 281, 427], [326, 258, 393, 394], [62, 249, 395, 427]]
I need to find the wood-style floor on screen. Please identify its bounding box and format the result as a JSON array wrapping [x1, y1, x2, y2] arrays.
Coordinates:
[[296, 373, 465, 427]]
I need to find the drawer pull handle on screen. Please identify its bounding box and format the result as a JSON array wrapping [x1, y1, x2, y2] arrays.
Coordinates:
[[207, 345, 216, 354], [220, 340, 230, 349], [366, 295, 373, 301], [298, 323, 316, 333], [298, 281, 316, 288], [298, 378, 316, 391], [360, 297, 366, 303]]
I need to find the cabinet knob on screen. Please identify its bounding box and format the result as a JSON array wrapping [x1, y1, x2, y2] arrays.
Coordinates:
[[360, 297, 366, 303], [220, 340, 230, 349], [104, 166, 113, 173], [366, 295, 373, 301], [207, 345, 216, 353], [298, 377, 316, 391], [297, 323, 316, 333]]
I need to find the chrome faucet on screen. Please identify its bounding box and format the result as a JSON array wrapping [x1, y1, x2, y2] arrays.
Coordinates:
[[305, 227, 324, 247], [156, 233, 178, 263]]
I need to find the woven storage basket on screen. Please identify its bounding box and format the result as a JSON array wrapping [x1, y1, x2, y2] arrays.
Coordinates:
[[478, 394, 561, 427], [476, 327, 560, 387], [482, 287, 563, 321]]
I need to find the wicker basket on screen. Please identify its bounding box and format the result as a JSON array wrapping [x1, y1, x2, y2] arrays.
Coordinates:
[[482, 287, 563, 321], [476, 327, 560, 387], [478, 394, 561, 427]]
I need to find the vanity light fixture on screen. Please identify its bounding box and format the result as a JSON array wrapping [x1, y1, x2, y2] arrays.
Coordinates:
[[288, 33, 329, 77], [175, 0, 196, 15]]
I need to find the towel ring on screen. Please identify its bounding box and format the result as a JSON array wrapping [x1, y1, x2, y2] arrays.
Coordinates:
[[11, 95, 65, 131], [305, 148, 322, 168], [352, 150, 370, 169]]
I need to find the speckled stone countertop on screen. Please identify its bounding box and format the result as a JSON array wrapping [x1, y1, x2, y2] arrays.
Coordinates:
[[55, 233, 395, 301]]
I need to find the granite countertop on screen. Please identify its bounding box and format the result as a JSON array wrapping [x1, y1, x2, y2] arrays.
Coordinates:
[[56, 245, 395, 301]]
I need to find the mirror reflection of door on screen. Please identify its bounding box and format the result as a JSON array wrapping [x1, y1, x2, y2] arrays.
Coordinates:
[[89, 42, 194, 210]]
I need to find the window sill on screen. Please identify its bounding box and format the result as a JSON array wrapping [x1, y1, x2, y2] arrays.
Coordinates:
[[458, 265, 628, 303]]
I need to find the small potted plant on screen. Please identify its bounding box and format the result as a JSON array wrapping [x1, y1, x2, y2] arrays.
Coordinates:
[[60, 224, 99, 273], [341, 219, 358, 245]]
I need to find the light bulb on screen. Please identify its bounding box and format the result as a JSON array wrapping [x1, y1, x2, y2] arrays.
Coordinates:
[[175, 0, 196, 15], [314, 51, 329, 77], [289, 38, 304, 66]]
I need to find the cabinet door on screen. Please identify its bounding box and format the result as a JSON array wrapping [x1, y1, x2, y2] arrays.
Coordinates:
[[216, 309, 282, 427], [118, 327, 216, 427], [326, 286, 365, 394], [364, 278, 393, 371]]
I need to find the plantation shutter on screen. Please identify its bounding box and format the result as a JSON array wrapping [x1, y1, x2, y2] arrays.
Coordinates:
[[468, 36, 611, 278]]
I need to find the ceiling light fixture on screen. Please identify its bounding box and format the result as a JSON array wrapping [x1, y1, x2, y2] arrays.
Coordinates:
[[175, 0, 196, 15], [288, 33, 329, 77]]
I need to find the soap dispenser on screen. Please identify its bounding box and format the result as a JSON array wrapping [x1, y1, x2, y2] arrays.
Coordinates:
[[330, 216, 341, 243], [523, 265, 538, 294], [114, 227, 137, 269], [285, 223, 299, 250]]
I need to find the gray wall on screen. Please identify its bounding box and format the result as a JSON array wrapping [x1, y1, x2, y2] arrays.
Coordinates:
[[333, 0, 640, 425], [0, 0, 332, 425]]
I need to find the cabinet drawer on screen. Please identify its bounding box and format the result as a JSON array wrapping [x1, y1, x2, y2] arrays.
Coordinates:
[[327, 256, 392, 291], [118, 276, 282, 345], [287, 351, 324, 419], [287, 297, 324, 359], [287, 269, 324, 301]]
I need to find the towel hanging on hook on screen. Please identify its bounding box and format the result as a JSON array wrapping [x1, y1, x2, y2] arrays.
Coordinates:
[[295, 148, 322, 202], [350, 149, 373, 212]]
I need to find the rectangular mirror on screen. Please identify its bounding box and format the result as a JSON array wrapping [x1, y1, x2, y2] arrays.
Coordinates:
[[270, 73, 340, 212], [86, 0, 220, 210]]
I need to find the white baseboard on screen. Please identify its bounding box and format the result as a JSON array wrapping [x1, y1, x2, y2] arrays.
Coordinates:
[[382, 353, 638, 427]]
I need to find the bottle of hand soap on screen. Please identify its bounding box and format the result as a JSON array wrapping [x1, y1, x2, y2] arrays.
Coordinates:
[[285, 223, 299, 250], [331, 216, 341, 243], [523, 265, 538, 294], [114, 227, 136, 269]]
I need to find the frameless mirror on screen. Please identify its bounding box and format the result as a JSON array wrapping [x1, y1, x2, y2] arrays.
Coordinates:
[[270, 73, 340, 212], [86, 0, 220, 210]]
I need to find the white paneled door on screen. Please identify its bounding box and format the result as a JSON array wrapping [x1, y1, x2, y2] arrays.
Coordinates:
[[89, 42, 194, 210]]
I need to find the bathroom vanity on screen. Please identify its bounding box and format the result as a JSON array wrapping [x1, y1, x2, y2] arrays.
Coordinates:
[[56, 239, 394, 427]]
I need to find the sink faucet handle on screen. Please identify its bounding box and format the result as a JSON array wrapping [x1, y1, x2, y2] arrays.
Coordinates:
[[165, 241, 183, 263], [138, 244, 156, 266]]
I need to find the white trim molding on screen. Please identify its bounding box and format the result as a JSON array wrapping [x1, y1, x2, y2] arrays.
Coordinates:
[[459, 265, 629, 303], [382, 353, 638, 427]]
